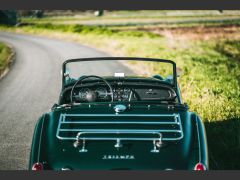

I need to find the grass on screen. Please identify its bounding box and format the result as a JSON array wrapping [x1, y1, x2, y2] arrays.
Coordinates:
[[0, 42, 12, 75], [1, 12, 240, 169], [205, 118, 240, 169]]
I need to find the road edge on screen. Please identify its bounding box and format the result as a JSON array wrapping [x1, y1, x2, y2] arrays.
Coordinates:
[[0, 43, 16, 80]]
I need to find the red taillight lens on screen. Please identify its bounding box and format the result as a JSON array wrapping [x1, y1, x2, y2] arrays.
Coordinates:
[[32, 162, 44, 170], [194, 163, 206, 170]]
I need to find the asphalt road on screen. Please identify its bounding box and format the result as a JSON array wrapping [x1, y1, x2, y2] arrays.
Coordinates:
[[0, 32, 132, 170]]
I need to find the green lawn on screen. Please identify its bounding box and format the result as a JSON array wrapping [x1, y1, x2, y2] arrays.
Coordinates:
[[1, 11, 240, 169]]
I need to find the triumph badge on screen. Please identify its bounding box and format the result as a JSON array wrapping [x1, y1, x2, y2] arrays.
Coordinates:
[[102, 155, 135, 160]]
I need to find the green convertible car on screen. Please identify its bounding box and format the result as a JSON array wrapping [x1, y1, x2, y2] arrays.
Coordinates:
[[29, 57, 208, 170]]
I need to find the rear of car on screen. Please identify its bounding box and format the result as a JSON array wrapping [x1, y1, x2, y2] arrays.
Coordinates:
[[30, 103, 208, 170]]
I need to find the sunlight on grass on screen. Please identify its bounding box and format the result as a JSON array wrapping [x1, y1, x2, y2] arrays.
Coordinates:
[[1, 23, 239, 122], [0, 42, 12, 72]]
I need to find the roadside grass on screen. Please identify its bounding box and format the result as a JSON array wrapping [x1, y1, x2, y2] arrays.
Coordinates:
[[205, 118, 240, 169], [0, 17, 240, 169], [0, 42, 12, 75]]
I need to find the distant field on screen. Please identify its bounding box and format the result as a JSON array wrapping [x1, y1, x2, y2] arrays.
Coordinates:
[[1, 10, 240, 169], [21, 10, 240, 28]]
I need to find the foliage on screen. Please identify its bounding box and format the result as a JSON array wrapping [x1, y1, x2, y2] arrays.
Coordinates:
[[0, 42, 11, 72]]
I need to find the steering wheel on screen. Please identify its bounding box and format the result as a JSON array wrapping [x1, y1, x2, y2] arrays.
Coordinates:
[[70, 75, 114, 104]]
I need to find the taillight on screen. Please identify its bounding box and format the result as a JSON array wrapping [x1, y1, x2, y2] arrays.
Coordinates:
[[194, 163, 207, 170], [32, 162, 44, 170]]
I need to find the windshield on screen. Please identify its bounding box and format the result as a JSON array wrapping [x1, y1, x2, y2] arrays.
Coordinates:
[[62, 57, 177, 87]]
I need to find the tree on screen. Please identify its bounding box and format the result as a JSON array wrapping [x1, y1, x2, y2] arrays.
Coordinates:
[[0, 10, 19, 25]]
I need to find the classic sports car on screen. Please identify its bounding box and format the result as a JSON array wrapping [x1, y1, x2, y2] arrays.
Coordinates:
[[29, 57, 208, 170]]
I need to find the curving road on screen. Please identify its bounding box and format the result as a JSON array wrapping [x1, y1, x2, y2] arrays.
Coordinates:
[[0, 32, 132, 170]]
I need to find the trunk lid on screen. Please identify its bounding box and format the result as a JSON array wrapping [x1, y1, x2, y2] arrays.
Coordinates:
[[45, 104, 193, 170]]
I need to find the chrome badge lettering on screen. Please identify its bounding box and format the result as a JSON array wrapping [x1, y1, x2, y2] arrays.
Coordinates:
[[102, 155, 135, 160]]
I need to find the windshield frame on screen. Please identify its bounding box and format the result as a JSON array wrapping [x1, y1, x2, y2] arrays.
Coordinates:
[[62, 57, 177, 90]]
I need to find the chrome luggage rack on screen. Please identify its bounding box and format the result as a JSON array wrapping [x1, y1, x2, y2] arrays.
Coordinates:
[[56, 113, 184, 153]]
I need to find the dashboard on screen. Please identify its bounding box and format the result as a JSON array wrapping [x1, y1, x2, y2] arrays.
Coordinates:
[[76, 87, 133, 102], [63, 84, 176, 103]]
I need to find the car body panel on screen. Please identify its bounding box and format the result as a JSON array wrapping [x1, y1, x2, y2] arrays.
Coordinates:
[[29, 57, 208, 170]]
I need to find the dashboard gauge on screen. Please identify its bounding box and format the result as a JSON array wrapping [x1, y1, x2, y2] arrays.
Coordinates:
[[78, 88, 90, 101], [112, 87, 132, 101], [95, 87, 108, 100]]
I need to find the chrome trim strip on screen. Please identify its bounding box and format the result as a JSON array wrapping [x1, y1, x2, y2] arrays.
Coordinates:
[[63, 113, 178, 117], [58, 129, 182, 133], [56, 113, 64, 140], [77, 131, 162, 141], [61, 121, 178, 124]]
